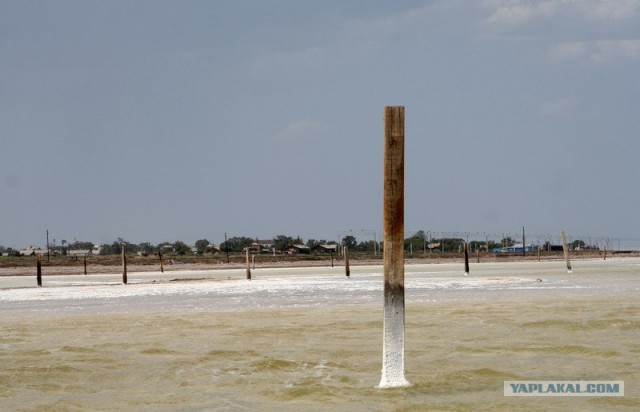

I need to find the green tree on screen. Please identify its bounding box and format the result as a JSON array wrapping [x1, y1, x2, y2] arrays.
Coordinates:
[[501, 237, 516, 247], [571, 239, 586, 250], [404, 231, 426, 253], [341, 235, 357, 250], [274, 235, 295, 251], [138, 242, 155, 256], [173, 241, 191, 255], [306, 239, 321, 249], [220, 237, 254, 253], [195, 239, 210, 255], [69, 241, 94, 250]]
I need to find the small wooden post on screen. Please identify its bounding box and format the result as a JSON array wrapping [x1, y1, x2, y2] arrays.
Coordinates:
[[560, 231, 572, 273], [159, 252, 164, 273], [36, 255, 42, 287], [522, 226, 526, 257], [330, 250, 334, 267], [344, 246, 350, 277], [121, 244, 128, 284], [83, 255, 87, 275], [378, 106, 410, 388], [246, 249, 252, 280], [604, 246, 607, 261], [464, 242, 470, 276], [537, 247, 541, 262], [476, 248, 480, 264]]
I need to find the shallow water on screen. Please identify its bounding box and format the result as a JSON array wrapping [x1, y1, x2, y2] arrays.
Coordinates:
[[1, 259, 639, 411]]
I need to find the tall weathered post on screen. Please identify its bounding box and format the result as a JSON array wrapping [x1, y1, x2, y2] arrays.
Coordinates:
[[36, 255, 42, 287], [83, 255, 87, 275], [604, 246, 607, 261], [159, 252, 164, 273], [344, 246, 350, 277], [246, 249, 252, 280], [560, 231, 572, 273], [464, 241, 470, 276], [378, 106, 410, 388], [330, 250, 334, 268], [121, 244, 128, 284]]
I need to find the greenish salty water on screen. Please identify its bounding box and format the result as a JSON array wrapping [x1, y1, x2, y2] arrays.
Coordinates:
[[1, 298, 639, 411], [1, 259, 640, 410]]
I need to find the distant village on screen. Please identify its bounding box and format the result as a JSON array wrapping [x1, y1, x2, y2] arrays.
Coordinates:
[[0, 231, 605, 258]]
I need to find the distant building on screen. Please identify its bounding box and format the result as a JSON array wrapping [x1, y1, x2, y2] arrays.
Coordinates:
[[283, 244, 311, 254], [68, 249, 91, 257], [251, 240, 276, 254], [312, 244, 337, 254], [493, 243, 537, 253], [19, 246, 44, 256]]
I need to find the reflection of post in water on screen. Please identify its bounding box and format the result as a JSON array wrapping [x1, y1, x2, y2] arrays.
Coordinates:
[[560, 231, 572, 273], [36, 255, 42, 287], [379, 106, 410, 388]]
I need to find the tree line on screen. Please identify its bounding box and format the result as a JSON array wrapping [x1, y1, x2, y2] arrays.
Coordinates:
[[0, 231, 598, 257]]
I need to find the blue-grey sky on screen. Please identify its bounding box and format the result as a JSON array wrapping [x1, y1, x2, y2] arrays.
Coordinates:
[[1, 0, 639, 248]]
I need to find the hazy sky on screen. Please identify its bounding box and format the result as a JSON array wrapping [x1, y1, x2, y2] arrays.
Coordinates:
[[2, 0, 639, 248]]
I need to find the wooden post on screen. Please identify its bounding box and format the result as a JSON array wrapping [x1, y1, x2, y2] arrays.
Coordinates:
[[330, 250, 334, 268], [344, 246, 350, 277], [464, 241, 470, 276], [36, 255, 42, 287], [121, 244, 128, 284], [476, 248, 480, 264], [224, 232, 230, 264], [604, 246, 607, 261], [522, 226, 526, 257], [246, 249, 251, 280], [159, 252, 164, 273], [83, 255, 87, 275], [537, 247, 541, 262], [378, 106, 410, 388], [560, 231, 572, 273]]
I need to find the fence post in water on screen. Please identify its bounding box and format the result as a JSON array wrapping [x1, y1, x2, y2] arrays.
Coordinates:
[[246, 249, 252, 280], [121, 244, 128, 284], [378, 106, 410, 388], [36, 255, 42, 287], [464, 241, 470, 276], [344, 246, 350, 277], [560, 231, 572, 273]]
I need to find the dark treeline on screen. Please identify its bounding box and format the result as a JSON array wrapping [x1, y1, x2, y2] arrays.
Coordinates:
[[1, 230, 605, 257]]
